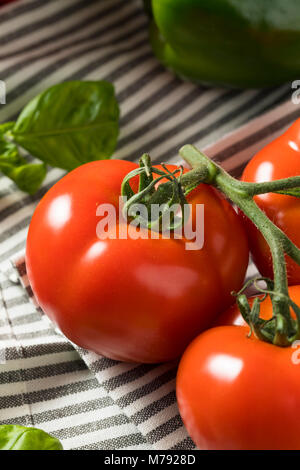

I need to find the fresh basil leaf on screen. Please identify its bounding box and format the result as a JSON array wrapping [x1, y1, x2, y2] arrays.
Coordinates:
[[0, 425, 63, 450], [0, 126, 46, 194], [0, 140, 19, 165], [2, 162, 47, 195], [10, 80, 119, 171], [0, 122, 16, 136]]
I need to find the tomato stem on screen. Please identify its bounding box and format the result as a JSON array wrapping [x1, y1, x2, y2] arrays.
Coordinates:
[[180, 145, 300, 346], [121, 145, 300, 346], [222, 175, 300, 196]]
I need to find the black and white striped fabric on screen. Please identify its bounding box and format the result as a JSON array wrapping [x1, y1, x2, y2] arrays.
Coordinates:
[[0, 0, 299, 450]]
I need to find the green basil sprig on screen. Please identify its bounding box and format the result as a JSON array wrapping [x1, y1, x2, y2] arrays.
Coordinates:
[[0, 80, 119, 194], [0, 123, 47, 195], [0, 425, 63, 450]]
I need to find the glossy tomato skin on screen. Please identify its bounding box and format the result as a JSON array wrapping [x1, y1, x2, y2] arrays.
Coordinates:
[[177, 322, 300, 450], [26, 159, 249, 363], [177, 285, 300, 449], [241, 119, 300, 285]]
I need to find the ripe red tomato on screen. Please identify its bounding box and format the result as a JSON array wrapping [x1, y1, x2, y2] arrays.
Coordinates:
[[241, 119, 300, 285], [177, 285, 300, 450], [26, 159, 248, 363]]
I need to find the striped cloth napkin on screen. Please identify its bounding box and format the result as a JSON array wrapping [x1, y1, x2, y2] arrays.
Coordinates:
[[0, 0, 299, 450]]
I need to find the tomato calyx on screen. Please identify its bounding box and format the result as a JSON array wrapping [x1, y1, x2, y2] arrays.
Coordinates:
[[233, 277, 300, 346], [121, 150, 219, 233], [121, 154, 190, 231], [121, 145, 300, 347]]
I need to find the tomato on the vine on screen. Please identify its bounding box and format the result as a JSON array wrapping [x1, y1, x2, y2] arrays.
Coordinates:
[[26, 159, 248, 363], [216, 284, 300, 326], [177, 285, 300, 450], [241, 119, 300, 285]]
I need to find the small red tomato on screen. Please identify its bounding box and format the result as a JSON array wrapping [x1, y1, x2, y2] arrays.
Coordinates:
[[26, 159, 248, 363], [241, 119, 300, 285], [177, 285, 300, 450]]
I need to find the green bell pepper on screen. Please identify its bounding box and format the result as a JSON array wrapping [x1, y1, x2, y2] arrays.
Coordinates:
[[144, 0, 300, 88]]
